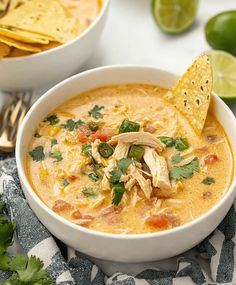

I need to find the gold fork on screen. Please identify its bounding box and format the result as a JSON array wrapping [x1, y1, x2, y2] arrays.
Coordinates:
[[0, 91, 32, 152]]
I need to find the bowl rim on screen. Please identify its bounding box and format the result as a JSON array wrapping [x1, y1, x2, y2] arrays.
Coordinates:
[[16, 64, 236, 240], [0, 0, 110, 62]]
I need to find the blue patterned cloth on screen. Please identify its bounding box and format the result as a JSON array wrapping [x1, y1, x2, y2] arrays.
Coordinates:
[[0, 156, 236, 285]]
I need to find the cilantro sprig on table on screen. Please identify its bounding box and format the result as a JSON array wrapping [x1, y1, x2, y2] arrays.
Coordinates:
[[0, 195, 53, 285]]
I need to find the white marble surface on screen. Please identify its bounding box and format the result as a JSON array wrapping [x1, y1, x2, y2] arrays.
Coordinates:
[[1, 0, 236, 276]]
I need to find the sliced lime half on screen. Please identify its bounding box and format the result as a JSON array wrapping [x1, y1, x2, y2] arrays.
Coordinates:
[[206, 50, 236, 104], [152, 0, 199, 34]]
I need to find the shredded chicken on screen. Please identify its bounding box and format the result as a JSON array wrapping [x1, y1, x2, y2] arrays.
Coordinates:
[[127, 164, 152, 199], [109, 132, 165, 153], [143, 147, 172, 196], [113, 141, 130, 160]]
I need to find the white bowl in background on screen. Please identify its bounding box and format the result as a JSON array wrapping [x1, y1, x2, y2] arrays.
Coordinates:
[[0, 0, 110, 91], [16, 66, 236, 263]]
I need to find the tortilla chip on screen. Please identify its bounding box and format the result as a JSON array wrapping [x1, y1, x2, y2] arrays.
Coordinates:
[[8, 47, 32, 57], [0, 27, 50, 44], [0, 0, 78, 43], [0, 34, 40, 52], [35, 41, 61, 51], [0, 42, 10, 57], [165, 54, 213, 135]]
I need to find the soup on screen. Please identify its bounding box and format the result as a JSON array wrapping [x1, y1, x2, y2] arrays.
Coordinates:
[[26, 84, 233, 234]]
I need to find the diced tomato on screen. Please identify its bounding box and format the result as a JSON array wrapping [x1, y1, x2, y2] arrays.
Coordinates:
[[204, 154, 219, 164], [203, 191, 212, 200], [146, 214, 169, 229], [52, 200, 71, 212], [91, 129, 116, 142], [72, 210, 82, 219], [77, 132, 90, 143], [68, 175, 77, 182]]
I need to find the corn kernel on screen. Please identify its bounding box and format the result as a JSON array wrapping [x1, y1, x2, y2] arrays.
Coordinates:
[[39, 168, 48, 179]]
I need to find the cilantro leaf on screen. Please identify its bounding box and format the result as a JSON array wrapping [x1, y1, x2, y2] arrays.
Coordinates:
[[109, 169, 123, 184], [29, 146, 45, 162], [82, 187, 98, 198], [0, 195, 5, 213], [174, 137, 189, 151], [44, 114, 59, 126], [61, 119, 84, 131], [158, 136, 175, 147], [88, 105, 104, 119], [171, 153, 183, 164], [202, 177, 215, 185], [51, 139, 58, 147], [0, 219, 15, 255], [117, 158, 133, 173], [171, 158, 200, 180], [112, 183, 125, 206], [0, 196, 53, 285], [81, 143, 92, 157], [50, 151, 63, 162]]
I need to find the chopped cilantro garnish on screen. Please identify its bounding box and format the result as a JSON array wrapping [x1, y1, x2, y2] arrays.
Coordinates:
[[50, 151, 63, 162], [108, 159, 134, 206], [117, 158, 133, 173], [158, 136, 175, 147], [202, 177, 215, 185], [44, 114, 59, 125], [109, 169, 123, 184], [171, 153, 183, 164], [61, 119, 84, 131], [63, 179, 70, 187], [34, 130, 41, 138], [82, 143, 92, 157], [112, 183, 125, 206], [158, 136, 189, 151], [88, 105, 104, 119], [29, 146, 45, 162], [170, 158, 200, 180], [119, 120, 140, 133], [51, 139, 58, 147], [174, 137, 189, 151], [82, 187, 98, 198], [87, 171, 99, 182]]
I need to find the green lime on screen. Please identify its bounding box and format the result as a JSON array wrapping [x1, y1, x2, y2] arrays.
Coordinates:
[[205, 11, 236, 56], [152, 0, 199, 34], [205, 50, 236, 105]]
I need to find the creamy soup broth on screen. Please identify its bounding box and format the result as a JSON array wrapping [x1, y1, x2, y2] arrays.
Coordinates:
[[26, 84, 233, 234]]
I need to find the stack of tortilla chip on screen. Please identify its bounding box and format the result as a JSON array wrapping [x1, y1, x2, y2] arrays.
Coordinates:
[[0, 0, 79, 58]]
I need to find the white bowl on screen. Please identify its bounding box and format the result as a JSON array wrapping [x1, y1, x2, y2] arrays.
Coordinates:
[[16, 66, 236, 263], [0, 0, 110, 91]]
